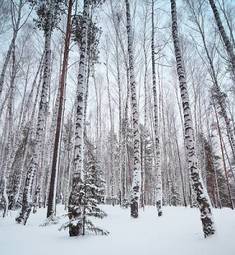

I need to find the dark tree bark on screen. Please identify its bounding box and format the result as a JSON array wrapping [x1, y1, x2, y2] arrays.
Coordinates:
[[47, 0, 73, 219]]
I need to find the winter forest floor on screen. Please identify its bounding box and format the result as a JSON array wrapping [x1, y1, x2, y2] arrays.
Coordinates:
[[0, 205, 235, 255]]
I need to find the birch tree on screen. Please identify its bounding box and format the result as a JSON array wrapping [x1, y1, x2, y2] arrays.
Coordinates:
[[151, 0, 162, 217], [125, 0, 142, 218], [170, 0, 215, 238], [68, 0, 104, 237], [16, 0, 64, 225]]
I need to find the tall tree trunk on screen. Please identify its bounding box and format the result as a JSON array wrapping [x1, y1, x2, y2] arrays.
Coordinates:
[[151, 0, 162, 217], [105, 52, 115, 202], [2, 41, 18, 216], [15, 2, 53, 225], [115, 33, 123, 206], [125, 0, 141, 218], [68, 0, 89, 236], [141, 3, 149, 209], [2, 56, 15, 217], [173, 121, 187, 206], [47, 0, 73, 219], [170, 0, 215, 238]]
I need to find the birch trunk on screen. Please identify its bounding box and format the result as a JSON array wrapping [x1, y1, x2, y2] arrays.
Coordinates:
[[16, 4, 53, 224], [115, 33, 123, 206], [68, 0, 89, 236], [151, 0, 162, 217], [106, 57, 115, 201], [125, 0, 141, 218], [170, 0, 215, 238], [2, 42, 17, 216]]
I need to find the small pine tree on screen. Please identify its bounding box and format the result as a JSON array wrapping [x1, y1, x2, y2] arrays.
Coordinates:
[[83, 139, 106, 220], [60, 139, 108, 236]]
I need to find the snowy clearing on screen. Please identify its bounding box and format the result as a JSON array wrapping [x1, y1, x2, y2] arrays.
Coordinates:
[[0, 205, 235, 255]]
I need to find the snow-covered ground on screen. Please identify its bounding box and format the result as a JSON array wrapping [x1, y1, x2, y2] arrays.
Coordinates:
[[0, 205, 235, 255]]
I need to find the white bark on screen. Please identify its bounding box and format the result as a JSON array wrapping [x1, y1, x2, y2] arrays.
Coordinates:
[[16, 1, 53, 224], [151, 0, 162, 217], [125, 0, 141, 218], [68, 0, 89, 236], [170, 0, 215, 238]]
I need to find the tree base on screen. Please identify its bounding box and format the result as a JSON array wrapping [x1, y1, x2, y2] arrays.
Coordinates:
[[202, 217, 215, 238], [15, 205, 31, 225], [69, 224, 80, 236], [156, 200, 162, 217], [130, 201, 138, 218]]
